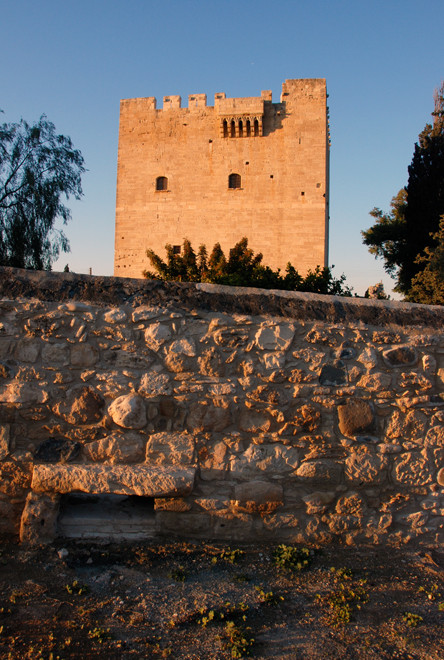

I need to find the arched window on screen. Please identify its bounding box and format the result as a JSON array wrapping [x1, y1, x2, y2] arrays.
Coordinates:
[[228, 173, 241, 189], [238, 120, 243, 137], [230, 120, 236, 138], [246, 119, 251, 137], [254, 119, 259, 137], [223, 120, 228, 138], [156, 176, 168, 191]]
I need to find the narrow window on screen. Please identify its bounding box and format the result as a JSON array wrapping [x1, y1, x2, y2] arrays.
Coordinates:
[[228, 173, 241, 189], [230, 120, 236, 138], [246, 119, 251, 137], [238, 119, 243, 137], [254, 119, 259, 137], [223, 120, 228, 138], [156, 176, 168, 191]]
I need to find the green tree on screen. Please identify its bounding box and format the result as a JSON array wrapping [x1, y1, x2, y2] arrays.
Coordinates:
[[362, 83, 444, 297], [144, 237, 352, 296], [0, 113, 85, 269], [406, 216, 444, 304]]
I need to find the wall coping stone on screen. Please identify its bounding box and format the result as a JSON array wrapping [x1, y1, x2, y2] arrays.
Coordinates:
[[0, 267, 443, 327]]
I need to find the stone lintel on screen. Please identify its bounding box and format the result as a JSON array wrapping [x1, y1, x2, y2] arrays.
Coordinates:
[[31, 464, 196, 497]]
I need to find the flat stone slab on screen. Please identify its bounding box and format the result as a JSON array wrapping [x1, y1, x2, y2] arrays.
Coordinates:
[[31, 464, 196, 497]]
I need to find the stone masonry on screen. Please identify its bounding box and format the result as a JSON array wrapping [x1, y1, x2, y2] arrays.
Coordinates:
[[114, 79, 330, 278], [0, 268, 442, 546]]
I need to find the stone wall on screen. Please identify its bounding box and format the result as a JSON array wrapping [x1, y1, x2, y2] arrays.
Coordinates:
[[0, 268, 443, 546]]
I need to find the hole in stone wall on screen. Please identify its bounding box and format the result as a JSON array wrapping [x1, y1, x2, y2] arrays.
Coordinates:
[[57, 494, 156, 542]]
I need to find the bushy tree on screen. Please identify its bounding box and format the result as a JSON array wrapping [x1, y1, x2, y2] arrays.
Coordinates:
[[0, 113, 85, 269], [144, 237, 352, 296], [362, 83, 444, 298], [406, 216, 444, 304]]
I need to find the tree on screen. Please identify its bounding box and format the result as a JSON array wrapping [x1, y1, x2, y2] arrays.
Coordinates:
[[406, 216, 444, 304], [144, 237, 353, 296], [362, 83, 444, 298], [0, 113, 85, 269]]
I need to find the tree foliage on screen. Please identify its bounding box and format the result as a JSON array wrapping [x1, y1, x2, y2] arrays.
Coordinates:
[[0, 113, 85, 269], [144, 237, 352, 296], [362, 83, 444, 298], [406, 216, 444, 304]]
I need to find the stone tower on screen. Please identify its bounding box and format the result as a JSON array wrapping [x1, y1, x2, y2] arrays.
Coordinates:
[[114, 78, 329, 278]]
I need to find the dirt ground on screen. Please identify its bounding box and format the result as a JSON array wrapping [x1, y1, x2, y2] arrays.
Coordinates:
[[0, 538, 443, 659]]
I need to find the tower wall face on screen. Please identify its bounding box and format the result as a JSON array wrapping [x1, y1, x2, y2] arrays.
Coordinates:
[[114, 79, 330, 279]]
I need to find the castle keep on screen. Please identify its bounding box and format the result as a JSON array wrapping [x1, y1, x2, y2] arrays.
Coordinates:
[[114, 79, 330, 278]]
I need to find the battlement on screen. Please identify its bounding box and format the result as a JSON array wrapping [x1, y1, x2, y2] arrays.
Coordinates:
[[120, 79, 326, 113]]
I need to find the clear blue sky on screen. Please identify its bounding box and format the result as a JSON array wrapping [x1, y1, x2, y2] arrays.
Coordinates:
[[1, 0, 443, 296]]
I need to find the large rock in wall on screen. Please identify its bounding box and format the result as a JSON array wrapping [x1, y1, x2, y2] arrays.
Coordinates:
[[0, 267, 442, 545]]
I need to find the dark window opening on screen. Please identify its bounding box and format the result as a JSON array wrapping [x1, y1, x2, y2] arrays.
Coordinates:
[[156, 176, 168, 191], [239, 120, 243, 137], [270, 175, 274, 179], [301, 191, 305, 196], [246, 120, 251, 137], [223, 120, 228, 138], [230, 120, 236, 138], [172, 245, 181, 255], [254, 119, 259, 137], [228, 173, 241, 189]]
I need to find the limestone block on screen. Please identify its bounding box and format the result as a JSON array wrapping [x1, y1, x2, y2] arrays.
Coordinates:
[[168, 338, 196, 356], [19, 492, 60, 544], [146, 431, 195, 466], [302, 491, 335, 514], [289, 404, 321, 433], [296, 460, 342, 483], [335, 492, 366, 515], [292, 347, 325, 370], [357, 373, 391, 392], [14, 339, 40, 362], [255, 323, 294, 351], [327, 514, 361, 533], [345, 449, 387, 485], [239, 409, 271, 433], [154, 497, 191, 512], [108, 394, 147, 429], [425, 426, 444, 447], [262, 513, 300, 530], [198, 440, 229, 479], [208, 382, 236, 396], [247, 384, 286, 406], [54, 386, 105, 425], [0, 383, 49, 405], [103, 308, 127, 323], [31, 464, 196, 497], [337, 398, 373, 437], [398, 372, 432, 391], [356, 347, 378, 370], [34, 437, 81, 463], [139, 371, 172, 397], [42, 343, 69, 366], [0, 461, 32, 496], [198, 348, 225, 376], [132, 306, 165, 322], [213, 327, 249, 349], [70, 343, 98, 367], [187, 401, 231, 432], [437, 468, 444, 486], [385, 410, 427, 442], [230, 443, 299, 476], [232, 480, 284, 513], [260, 352, 286, 370], [383, 346, 417, 367], [422, 354, 436, 373], [0, 424, 10, 459], [144, 323, 172, 350], [84, 432, 145, 464]]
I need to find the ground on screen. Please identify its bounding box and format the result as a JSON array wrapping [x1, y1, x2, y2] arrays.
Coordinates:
[[0, 539, 442, 659]]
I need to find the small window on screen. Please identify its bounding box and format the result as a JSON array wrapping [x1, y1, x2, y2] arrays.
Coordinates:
[[172, 245, 181, 254], [238, 119, 243, 137], [230, 120, 236, 138], [246, 119, 251, 137], [228, 173, 241, 189], [156, 176, 168, 191], [223, 120, 228, 138]]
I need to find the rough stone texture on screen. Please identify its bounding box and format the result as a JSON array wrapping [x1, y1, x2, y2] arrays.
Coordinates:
[[19, 492, 60, 543], [337, 398, 374, 437], [108, 394, 147, 429], [31, 464, 196, 497], [0, 269, 443, 546]]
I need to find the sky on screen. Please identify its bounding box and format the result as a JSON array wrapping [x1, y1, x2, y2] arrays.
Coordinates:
[[1, 0, 443, 297]]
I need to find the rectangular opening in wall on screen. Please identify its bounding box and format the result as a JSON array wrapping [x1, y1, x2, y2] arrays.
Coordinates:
[[57, 494, 156, 542]]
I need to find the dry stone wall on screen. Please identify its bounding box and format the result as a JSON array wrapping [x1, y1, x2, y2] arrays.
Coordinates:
[[0, 268, 443, 546]]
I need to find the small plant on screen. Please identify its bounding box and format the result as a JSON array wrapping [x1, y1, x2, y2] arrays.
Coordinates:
[[418, 583, 441, 601], [315, 580, 368, 628], [224, 620, 254, 658], [169, 566, 187, 582], [438, 602, 444, 611], [273, 545, 312, 572], [88, 626, 113, 643], [198, 609, 215, 627], [255, 586, 284, 606], [402, 612, 423, 628], [330, 566, 353, 580], [65, 580, 89, 595], [212, 548, 245, 565]]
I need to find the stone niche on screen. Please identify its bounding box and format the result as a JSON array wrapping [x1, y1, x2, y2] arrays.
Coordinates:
[[19, 464, 196, 544]]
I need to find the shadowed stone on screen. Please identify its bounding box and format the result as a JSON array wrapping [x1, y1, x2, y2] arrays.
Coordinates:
[[319, 365, 346, 386], [34, 437, 81, 463], [383, 346, 417, 367]]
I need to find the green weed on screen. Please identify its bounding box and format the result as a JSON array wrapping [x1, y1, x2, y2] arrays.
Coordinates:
[[273, 545, 312, 572], [65, 580, 89, 595], [224, 620, 254, 658], [402, 612, 423, 628]]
